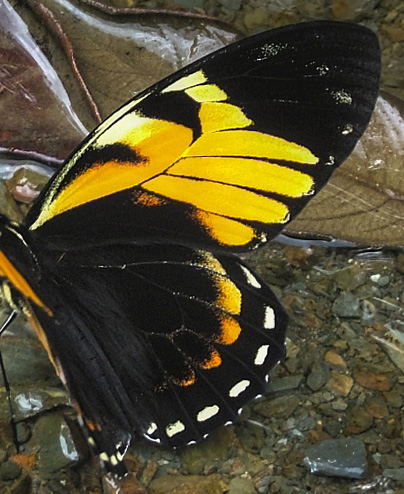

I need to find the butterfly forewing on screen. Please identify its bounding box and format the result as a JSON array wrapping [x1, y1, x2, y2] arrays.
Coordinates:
[[26, 21, 380, 253]]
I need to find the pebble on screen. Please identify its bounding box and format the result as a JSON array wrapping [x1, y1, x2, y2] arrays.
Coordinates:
[[324, 350, 347, 370], [364, 396, 389, 419], [333, 264, 367, 291], [353, 366, 392, 391], [30, 413, 81, 473], [333, 293, 361, 318], [0, 460, 22, 481], [303, 438, 368, 479], [383, 389, 403, 408], [326, 371, 354, 397], [307, 360, 330, 391], [227, 477, 256, 494], [254, 395, 300, 419], [345, 406, 374, 434], [383, 468, 404, 481]]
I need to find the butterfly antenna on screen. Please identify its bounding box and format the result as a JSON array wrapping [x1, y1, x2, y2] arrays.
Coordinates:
[[0, 311, 20, 452]]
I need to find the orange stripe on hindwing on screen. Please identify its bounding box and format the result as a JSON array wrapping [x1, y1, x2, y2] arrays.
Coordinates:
[[0, 250, 52, 316]]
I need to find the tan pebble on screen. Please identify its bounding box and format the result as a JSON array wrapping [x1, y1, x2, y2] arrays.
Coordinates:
[[382, 25, 404, 42], [354, 369, 392, 392], [324, 350, 347, 370], [326, 371, 353, 397]]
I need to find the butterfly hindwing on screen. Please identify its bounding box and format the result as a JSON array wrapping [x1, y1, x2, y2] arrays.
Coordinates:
[[29, 243, 287, 453], [25, 21, 380, 252]]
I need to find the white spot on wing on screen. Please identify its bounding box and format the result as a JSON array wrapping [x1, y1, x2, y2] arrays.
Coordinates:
[[166, 420, 185, 437], [147, 422, 157, 435], [100, 452, 109, 463], [342, 123, 353, 135], [261, 42, 287, 58], [264, 306, 275, 329], [197, 405, 220, 422], [255, 344, 270, 365], [316, 64, 329, 76], [331, 89, 352, 104], [229, 379, 251, 397], [240, 265, 261, 288]]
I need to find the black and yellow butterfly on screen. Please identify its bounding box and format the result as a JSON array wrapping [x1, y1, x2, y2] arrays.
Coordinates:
[[0, 21, 380, 476]]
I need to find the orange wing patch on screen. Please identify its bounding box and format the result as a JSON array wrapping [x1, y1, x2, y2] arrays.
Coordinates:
[[0, 250, 52, 315], [200, 349, 222, 370]]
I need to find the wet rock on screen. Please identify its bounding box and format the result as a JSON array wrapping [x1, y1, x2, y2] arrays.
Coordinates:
[[8, 474, 32, 494], [303, 438, 368, 479], [380, 453, 403, 469], [180, 427, 234, 475], [244, 7, 269, 30], [326, 371, 353, 397], [0, 460, 22, 481], [364, 396, 389, 419], [253, 395, 300, 419], [331, 398, 348, 412], [333, 293, 361, 318], [383, 25, 404, 42], [267, 374, 304, 393], [345, 406, 373, 434], [383, 389, 403, 408], [237, 422, 265, 454], [333, 264, 367, 291], [324, 350, 347, 371], [383, 468, 404, 481], [353, 367, 392, 392], [11, 387, 70, 422], [30, 413, 81, 474], [323, 420, 343, 437], [370, 273, 390, 287], [307, 360, 330, 391]]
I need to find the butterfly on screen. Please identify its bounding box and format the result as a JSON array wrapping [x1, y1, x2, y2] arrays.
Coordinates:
[[0, 21, 380, 477]]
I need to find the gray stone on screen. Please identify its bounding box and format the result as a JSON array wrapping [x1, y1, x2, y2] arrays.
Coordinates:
[[0, 460, 22, 481], [307, 361, 330, 391], [383, 468, 404, 481], [333, 293, 361, 318], [30, 413, 81, 473], [303, 438, 368, 479]]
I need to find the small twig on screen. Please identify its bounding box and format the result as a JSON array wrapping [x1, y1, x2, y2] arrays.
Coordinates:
[[26, 0, 102, 124], [0, 147, 63, 168], [82, 0, 235, 28]]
